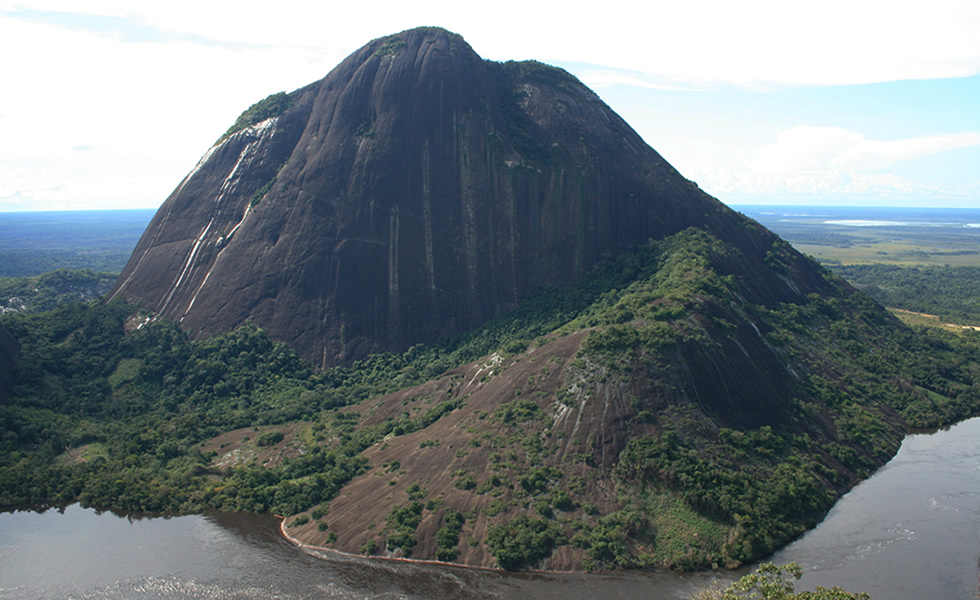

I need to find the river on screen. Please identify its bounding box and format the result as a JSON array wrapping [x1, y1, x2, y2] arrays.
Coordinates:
[[2, 418, 979, 599], [773, 415, 980, 599]]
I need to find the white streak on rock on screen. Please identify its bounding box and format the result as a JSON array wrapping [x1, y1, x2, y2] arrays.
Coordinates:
[[156, 118, 280, 317]]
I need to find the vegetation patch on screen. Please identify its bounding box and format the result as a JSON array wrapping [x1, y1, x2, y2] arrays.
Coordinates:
[[373, 35, 406, 58], [692, 562, 870, 600], [385, 500, 424, 556], [434, 508, 465, 561], [219, 91, 294, 143], [486, 515, 564, 570], [493, 398, 544, 424]]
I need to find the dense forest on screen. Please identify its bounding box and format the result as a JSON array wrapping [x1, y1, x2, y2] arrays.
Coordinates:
[[0, 269, 118, 315], [830, 264, 980, 325], [0, 210, 152, 278]]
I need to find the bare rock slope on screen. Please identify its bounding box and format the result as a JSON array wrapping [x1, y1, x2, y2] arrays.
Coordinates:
[[109, 27, 828, 369]]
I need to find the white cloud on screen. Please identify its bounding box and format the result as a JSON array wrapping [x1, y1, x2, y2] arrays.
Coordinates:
[[751, 126, 980, 173], [835, 132, 980, 170], [681, 125, 980, 205], [4, 0, 980, 87], [0, 9, 334, 210], [751, 127, 864, 173]]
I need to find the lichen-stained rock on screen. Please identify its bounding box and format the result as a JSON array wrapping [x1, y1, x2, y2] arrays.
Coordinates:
[[108, 27, 830, 369]]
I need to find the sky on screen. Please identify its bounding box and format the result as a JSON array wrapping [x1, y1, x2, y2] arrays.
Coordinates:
[[1, 0, 978, 212]]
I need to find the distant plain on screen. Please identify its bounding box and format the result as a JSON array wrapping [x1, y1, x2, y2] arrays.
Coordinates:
[[736, 205, 980, 267]]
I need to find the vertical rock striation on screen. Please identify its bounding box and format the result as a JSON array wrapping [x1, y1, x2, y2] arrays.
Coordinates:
[[0, 323, 18, 402], [109, 27, 830, 368]]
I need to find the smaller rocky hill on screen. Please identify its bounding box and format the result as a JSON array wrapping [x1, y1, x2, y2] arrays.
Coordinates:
[[217, 229, 925, 571], [3, 229, 976, 571]]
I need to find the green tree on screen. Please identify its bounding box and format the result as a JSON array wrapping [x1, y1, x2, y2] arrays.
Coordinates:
[[486, 515, 563, 570], [691, 563, 871, 600]]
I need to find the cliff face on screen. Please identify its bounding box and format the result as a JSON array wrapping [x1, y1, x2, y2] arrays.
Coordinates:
[[109, 27, 829, 368], [0, 323, 18, 402]]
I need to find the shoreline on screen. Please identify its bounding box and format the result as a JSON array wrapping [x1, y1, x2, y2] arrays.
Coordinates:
[[276, 516, 583, 575]]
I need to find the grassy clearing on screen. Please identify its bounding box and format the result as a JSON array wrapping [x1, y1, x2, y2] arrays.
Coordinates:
[[646, 493, 731, 567], [889, 309, 980, 333], [796, 242, 980, 267]]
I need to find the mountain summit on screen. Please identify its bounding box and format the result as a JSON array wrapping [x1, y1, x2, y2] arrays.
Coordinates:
[[109, 27, 825, 369]]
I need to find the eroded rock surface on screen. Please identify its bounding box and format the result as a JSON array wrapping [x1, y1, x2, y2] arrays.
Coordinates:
[[109, 27, 829, 368]]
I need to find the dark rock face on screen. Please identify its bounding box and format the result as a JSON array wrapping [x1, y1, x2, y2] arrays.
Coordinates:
[[0, 322, 19, 402], [109, 27, 830, 368]]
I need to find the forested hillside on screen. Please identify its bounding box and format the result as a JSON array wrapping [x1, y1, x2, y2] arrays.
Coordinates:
[[3, 230, 978, 571]]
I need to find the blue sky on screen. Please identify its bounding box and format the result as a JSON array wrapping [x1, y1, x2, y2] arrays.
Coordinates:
[[1, 1, 978, 211]]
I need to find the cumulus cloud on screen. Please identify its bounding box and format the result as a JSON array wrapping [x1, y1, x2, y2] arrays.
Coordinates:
[[835, 132, 980, 170], [751, 126, 980, 173], [688, 125, 980, 205]]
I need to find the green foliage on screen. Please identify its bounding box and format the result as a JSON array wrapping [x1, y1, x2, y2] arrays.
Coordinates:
[[500, 338, 529, 355], [454, 472, 477, 490], [256, 430, 284, 447], [385, 500, 424, 556], [618, 426, 835, 564], [570, 229, 740, 360], [219, 91, 293, 143], [249, 162, 286, 207], [288, 515, 309, 527], [691, 562, 871, 600], [359, 539, 377, 555], [373, 35, 406, 58], [582, 323, 639, 353], [434, 508, 465, 561], [495, 59, 582, 88], [831, 264, 980, 325], [493, 398, 544, 424], [517, 465, 562, 496], [0, 269, 118, 314], [0, 301, 370, 514], [571, 510, 647, 568], [405, 482, 427, 500], [486, 515, 564, 570]]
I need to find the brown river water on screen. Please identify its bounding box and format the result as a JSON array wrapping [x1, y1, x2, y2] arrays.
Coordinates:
[[2, 417, 979, 599]]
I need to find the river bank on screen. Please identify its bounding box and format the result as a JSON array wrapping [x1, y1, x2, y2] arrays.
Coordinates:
[[3, 417, 979, 599]]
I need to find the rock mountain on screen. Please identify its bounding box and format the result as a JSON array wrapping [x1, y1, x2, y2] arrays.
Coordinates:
[[14, 27, 966, 572], [109, 27, 828, 369]]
